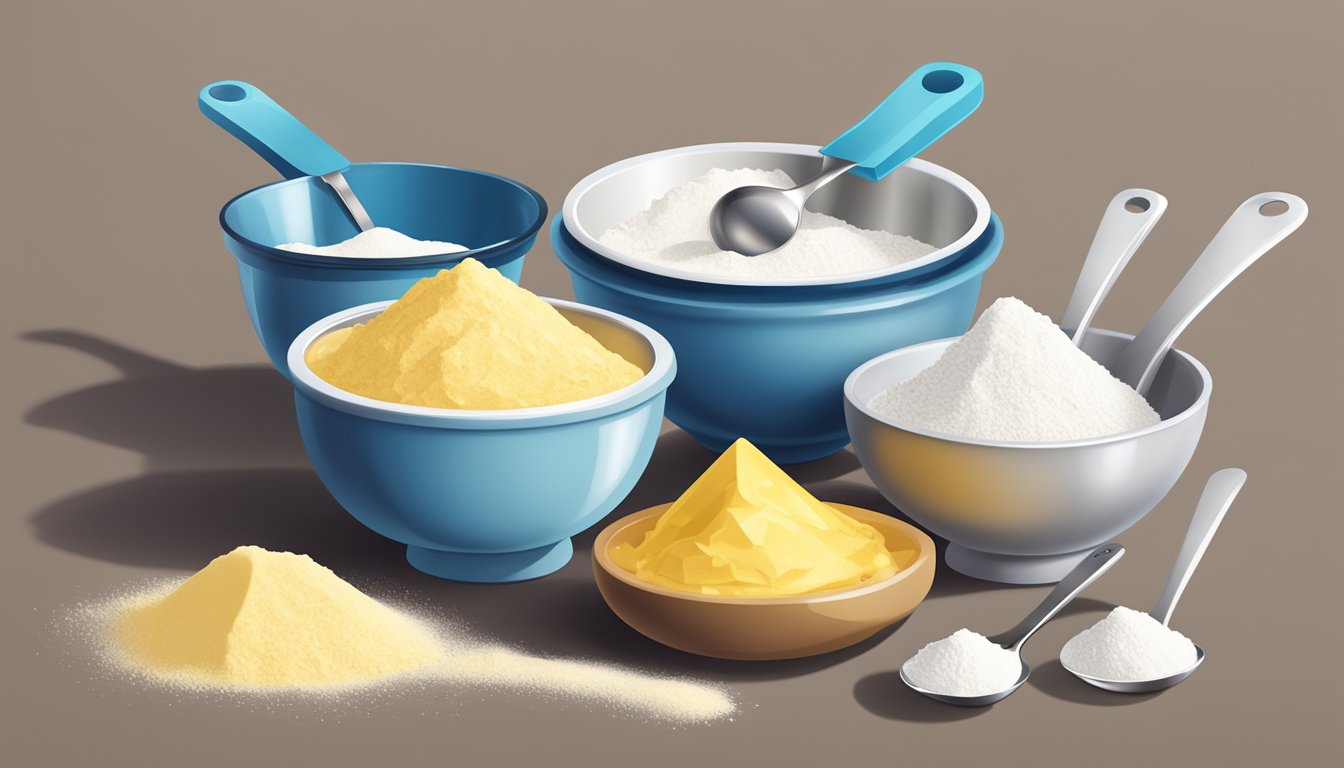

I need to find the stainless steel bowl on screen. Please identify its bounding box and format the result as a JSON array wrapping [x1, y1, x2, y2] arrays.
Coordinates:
[[562, 142, 990, 287], [843, 329, 1211, 584]]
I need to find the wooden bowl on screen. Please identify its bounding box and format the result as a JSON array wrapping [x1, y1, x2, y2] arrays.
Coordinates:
[[592, 503, 936, 660]]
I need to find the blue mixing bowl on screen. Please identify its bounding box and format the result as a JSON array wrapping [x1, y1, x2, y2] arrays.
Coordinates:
[[220, 162, 546, 375], [286, 298, 675, 583], [555, 143, 1002, 463], [555, 218, 1000, 463]]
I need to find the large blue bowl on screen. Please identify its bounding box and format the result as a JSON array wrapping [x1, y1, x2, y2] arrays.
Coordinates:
[[286, 297, 675, 583], [554, 214, 1002, 463], [220, 162, 546, 375]]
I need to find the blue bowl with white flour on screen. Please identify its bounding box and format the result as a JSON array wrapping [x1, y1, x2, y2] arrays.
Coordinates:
[[555, 143, 1000, 463], [220, 162, 547, 376], [287, 297, 675, 583]]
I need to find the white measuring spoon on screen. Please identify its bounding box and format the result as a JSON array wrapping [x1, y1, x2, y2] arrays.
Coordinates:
[[901, 542, 1125, 706], [1063, 468, 1246, 693], [1060, 189, 1168, 345], [1114, 193, 1307, 395]]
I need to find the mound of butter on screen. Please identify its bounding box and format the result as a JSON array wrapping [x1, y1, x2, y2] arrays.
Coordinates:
[[611, 438, 904, 597]]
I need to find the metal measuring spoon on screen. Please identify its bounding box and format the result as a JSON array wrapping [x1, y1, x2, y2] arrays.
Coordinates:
[[1064, 469, 1245, 693], [709, 63, 983, 256], [1060, 189, 1168, 345], [1114, 193, 1307, 395], [901, 543, 1125, 706], [199, 80, 375, 232]]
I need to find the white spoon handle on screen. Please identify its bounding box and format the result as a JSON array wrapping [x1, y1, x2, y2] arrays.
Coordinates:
[[1115, 193, 1307, 395], [1153, 468, 1247, 626], [1060, 189, 1167, 344]]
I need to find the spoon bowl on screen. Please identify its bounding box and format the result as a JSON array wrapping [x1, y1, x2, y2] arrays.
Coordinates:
[[1066, 643, 1205, 694], [899, 662, 1030, 707]]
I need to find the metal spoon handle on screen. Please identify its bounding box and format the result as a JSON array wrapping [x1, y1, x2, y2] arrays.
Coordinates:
[[990, 543, 1125, 652], [1060, 189, 1168, 344], [1115, 193, 1307, 395], [1152, 469, 1246, 626]]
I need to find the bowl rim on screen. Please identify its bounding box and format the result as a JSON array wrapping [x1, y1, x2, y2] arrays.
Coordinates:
[[592, 502, 936, 605], [219, 161, 548, 269], [843, 327, 1213, 449], [561, 142, 992, 288], [287, 296, 676, 429]]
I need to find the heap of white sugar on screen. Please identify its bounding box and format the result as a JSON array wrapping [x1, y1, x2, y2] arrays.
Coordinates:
[[902, 628, 1021, 697], [598, 167, 937, 279], [278, 227, 467, 258], [1060, 606, 1198, 681], [868, 297, 1161, 442]]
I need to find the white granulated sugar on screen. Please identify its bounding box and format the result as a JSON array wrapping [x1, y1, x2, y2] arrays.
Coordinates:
[[598, 167, 937, 279], [902, 628, 1021, 697], [1060, 606, 1198, 681], [868, 296, 1161, 442], [277, 226, 467, 258]]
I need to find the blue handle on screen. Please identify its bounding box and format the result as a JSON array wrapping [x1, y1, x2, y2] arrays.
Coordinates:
[[821, 62, 983, 181], [198, 80, 350, 180]]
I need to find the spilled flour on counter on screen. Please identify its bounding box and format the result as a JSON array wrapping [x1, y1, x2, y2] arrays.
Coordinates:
[[94, 546, 734, 724], [868, 297, 1160, 442], [599, 167, 936, 279], [277, 227, 467, 258]]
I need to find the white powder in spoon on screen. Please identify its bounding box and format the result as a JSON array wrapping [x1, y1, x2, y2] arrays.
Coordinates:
[[868, 296, 1160, 442], [277, 226, 467, 258], [902, 628, 1022, 697], [1060, 606, 1198, 681], [598, 167, 936, 279]]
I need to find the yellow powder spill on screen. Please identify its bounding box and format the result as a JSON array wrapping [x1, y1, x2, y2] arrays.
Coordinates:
[[113, 546, 443, 688], [107, 546, 733, 723], [305, 258, 644, 409], [611, 438, 907, 597]]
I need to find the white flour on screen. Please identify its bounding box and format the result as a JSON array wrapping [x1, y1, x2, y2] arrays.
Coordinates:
[[598, 167, 936, 279], [1060, 606, 1198, 681], [278, 227, 467, 258], [868, 297, 1160, 442], [902, 628, 1021, 697]]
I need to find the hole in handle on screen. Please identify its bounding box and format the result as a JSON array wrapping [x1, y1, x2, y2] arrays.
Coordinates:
[[208, 83, 247, 102], [1124, 197, 1151, 213], [922, 70, 965, 94], [1258, 200, 1289, 216]]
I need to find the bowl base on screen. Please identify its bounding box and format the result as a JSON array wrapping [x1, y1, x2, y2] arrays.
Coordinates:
[[679, 425, 848, 465], [406, 539, 573, 583], [945, 544, 1093, 585]]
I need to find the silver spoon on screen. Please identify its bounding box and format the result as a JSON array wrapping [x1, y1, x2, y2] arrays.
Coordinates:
[[709, 62, 983, 256], [1114, 192, 1307, 395], [901, 542, 1125, 706], [1064, 468, 1246, 693], [1060, 189, 1168, 345]]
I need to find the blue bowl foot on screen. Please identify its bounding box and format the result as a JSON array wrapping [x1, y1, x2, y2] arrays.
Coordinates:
[[677, 425, 849, 465], [406, 539, 573, 583]]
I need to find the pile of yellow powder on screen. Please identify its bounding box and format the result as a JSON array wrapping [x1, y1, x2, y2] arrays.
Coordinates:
[[305, 258, 644, 409], [611, 438, 909, 597], [106, 546, 733, 723]]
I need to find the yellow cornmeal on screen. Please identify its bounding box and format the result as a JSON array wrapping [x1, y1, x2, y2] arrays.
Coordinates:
[[611, 438, 907, 597], [306, 258, 644, 409], [113, 546, 442, 688]]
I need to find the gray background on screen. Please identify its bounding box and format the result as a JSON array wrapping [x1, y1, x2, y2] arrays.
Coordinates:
[[3, 1, 1339, 765]]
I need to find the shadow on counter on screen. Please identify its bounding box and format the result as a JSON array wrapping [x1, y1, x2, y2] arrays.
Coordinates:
[[23, 329, 1009, 682]]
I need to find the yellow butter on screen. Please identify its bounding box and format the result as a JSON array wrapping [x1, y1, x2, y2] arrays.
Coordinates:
[[305, 258, 644, 409], [113, 546, 442, 688], [611, 438, 902, 597]]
